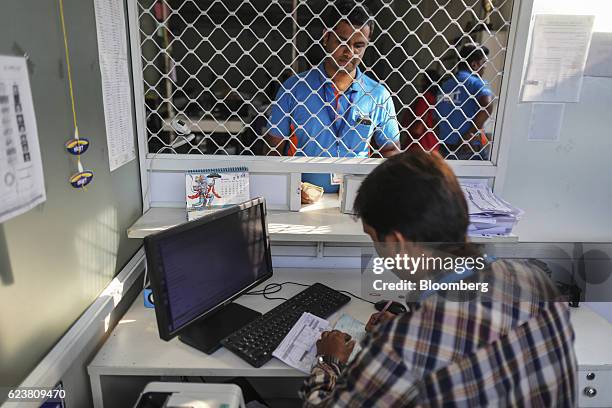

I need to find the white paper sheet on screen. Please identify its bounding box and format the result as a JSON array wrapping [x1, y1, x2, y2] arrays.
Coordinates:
[[522, 15, 594, 103], [333, 314, 366, 362], [528, 103, 565, 141], [93, 0, 136, 171], [585, 32, 612, 78], [272, 313, 330, 373], [462, 185, 514, 215], [0, 56, 45, 223]]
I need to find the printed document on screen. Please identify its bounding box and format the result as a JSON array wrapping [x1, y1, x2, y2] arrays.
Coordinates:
[[273, 313, 331, 373], [522, 15, 594, 102], [333, 314, 366, 362], [0, 56, 45, 224]]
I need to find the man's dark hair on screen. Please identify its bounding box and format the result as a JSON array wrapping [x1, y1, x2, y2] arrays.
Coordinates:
[[458, 43, 489, 70], [353, 151, 469, 243], [323, 1, 374, 34]]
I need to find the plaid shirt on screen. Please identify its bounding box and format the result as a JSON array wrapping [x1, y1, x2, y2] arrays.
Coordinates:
[[300, 260, 577, 407]]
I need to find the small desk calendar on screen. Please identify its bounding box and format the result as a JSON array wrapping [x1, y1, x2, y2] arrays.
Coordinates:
[[185, 167, 250, 220]]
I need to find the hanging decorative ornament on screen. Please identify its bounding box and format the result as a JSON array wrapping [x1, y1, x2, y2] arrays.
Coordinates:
[[59, 0, 94, 189], [69, 161, 94, 189], [65, 131, 90, 155]]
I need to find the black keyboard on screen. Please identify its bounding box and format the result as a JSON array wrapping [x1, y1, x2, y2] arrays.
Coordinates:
[[221, 283, 351, 367]]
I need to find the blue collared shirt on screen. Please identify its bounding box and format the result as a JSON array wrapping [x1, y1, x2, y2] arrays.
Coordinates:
[[435, 70, 493, 146], [268, 63, 400, 192]]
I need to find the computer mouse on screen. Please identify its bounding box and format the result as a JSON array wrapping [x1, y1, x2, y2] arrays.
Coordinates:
[[374, 300, 407, 315]]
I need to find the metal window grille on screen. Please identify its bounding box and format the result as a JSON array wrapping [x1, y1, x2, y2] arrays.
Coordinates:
[[136, 0, 514, 160]]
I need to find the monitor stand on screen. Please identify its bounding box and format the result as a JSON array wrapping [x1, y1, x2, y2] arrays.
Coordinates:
[[178, 303, 261, 355]]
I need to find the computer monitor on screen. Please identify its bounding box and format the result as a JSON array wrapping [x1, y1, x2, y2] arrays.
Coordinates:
[[144, 198, 272, 351]]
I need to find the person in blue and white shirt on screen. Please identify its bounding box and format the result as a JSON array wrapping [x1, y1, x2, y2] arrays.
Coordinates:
[[436, 44, 494, 160], [265, 1, 400, 196]]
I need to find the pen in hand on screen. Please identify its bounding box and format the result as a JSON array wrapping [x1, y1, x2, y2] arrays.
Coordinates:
[[373, 300, 393, 325]]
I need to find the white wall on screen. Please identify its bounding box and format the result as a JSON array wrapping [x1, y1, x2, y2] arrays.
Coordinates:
[[496, 0, 612, 318], [497, 0, 612, 242]]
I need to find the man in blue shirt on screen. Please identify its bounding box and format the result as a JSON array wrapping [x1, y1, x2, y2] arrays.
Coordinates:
[[436, 44, 493, 160], [266, 0, 400, 194]]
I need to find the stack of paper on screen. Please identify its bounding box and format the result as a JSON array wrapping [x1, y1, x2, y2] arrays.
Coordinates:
[[461, 184, 524, 237]]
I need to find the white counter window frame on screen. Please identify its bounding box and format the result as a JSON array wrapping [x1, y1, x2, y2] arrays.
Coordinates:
[[126, 0, 525, 213]]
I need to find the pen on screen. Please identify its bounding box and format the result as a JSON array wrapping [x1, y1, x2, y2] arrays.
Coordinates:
[[373, 300, 393, 326], [381, 300, 393, 314]]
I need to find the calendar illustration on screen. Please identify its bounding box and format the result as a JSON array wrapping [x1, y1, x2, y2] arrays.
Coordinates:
[[185, 166, 250, 220]]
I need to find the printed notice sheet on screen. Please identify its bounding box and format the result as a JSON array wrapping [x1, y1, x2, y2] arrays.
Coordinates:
[[93, 0, 136, 171], [0, 56, 45, 224], [273, 313, 331, 373], [521, 15, 594, 103]]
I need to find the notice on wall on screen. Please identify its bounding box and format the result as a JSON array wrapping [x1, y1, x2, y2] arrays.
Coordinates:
[[0, 56, 46, 224], [528, 103, 564, 142], [585, 32, 612, 78], [93, 0, 136, 171], [521, 15, 594, 103]]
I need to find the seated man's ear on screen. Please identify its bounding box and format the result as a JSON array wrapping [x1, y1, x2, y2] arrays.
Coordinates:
[[382, 231, 408, 244]]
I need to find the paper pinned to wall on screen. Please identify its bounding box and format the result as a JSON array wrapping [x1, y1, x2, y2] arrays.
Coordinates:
[[585, 32, 612, 78], [528, 103, 565, 142], [93, 0, 136, 171], [521, 15, 594, 103], [0, 55, 46, 224]]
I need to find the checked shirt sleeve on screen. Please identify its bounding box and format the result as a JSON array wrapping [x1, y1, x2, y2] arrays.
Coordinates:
[[299, 320, 420, 408]]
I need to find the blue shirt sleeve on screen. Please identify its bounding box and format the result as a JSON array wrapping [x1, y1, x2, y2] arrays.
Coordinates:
[[374, 89, 400, 148], [267, 78, 296, 138], [470, 76, 493, 99]]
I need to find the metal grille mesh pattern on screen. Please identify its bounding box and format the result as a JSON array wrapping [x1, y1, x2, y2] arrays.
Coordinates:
[[137, 0, 513, 160]]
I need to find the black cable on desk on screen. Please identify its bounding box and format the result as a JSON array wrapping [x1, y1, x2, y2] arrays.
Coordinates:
[[339, 290, 375, 305], [244, 283, 287, 300], [245, 282, 375, 305]]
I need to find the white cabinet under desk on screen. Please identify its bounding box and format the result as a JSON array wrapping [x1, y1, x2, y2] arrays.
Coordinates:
[[88, 268, 612, 408]]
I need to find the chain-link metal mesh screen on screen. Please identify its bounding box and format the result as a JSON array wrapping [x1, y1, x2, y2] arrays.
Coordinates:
[[137, 0, 513, 160]]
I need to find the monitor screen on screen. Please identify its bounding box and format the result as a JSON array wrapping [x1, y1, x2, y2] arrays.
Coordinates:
[[145, 199, 272, 340]]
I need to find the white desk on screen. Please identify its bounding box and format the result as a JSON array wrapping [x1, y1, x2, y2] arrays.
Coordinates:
[[88, 269, 371, 407], [127, 207, 519, 244], [88, 269, 611, 408]]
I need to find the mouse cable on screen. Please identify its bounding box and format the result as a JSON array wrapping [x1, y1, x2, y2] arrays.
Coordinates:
[[245, 282, 375, 304], [338, 290, 375, 305]]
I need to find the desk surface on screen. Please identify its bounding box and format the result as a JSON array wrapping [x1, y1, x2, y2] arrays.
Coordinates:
[[88, 269, 372, 378], [88, 268, 612, 379], [127, 207, 519, 243]]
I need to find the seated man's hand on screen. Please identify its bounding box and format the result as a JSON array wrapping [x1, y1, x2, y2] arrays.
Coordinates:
[[365, 311, 395, 333], [316, 330, 355, 364]]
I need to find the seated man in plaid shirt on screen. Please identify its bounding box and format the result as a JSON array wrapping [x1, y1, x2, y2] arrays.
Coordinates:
[[300, 151, 577, 407]]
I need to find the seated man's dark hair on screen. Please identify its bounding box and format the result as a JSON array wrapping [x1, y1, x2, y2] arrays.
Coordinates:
[[353, 150, 469, 243], [323, 0, 374, 34]]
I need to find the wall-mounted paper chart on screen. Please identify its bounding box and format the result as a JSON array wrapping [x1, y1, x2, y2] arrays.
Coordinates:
[[522, 15, 594, 103], [93, 0, 136, 171], [0, 55, 45, 224]]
